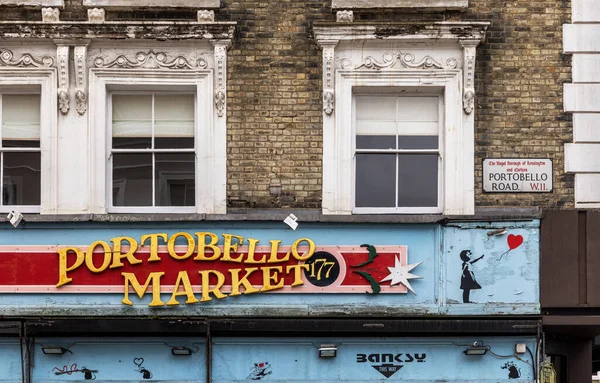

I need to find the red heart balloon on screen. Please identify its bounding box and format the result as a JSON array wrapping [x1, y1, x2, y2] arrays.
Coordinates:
[[507, 234, 523, 250]]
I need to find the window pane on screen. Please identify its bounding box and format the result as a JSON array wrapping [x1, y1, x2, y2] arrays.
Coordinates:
[[356, 135, 396, 150], [397, 154, 438, 207], [2, 94, 41, 148], [355, 153, 395, 208], [155, 153, 195, 206], [3, 152, 40, 205], [112, 95, 152, 149], [154, 95, 194, 149], [356, 96, 396, 121], [112, 153, 152, 206], [397, 135, 439, 149]]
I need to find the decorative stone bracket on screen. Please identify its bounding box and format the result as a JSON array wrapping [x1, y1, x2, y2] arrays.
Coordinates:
[[320, 42, 339, 116], [212, 40, 231, 118], [460, 40, 479, 115], [55, 41, 89, 116]]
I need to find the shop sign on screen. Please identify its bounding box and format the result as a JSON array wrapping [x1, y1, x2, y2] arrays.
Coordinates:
[[483, 158, 552, 192], [1, 232, 422, 307], [357, 353, 427, 378]]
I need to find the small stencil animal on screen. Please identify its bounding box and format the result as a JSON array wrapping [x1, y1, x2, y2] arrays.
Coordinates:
[[248, 362, 272, 380]]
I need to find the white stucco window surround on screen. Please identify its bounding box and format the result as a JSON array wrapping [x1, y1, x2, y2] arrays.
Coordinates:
[[89, 62, 226, 214], [0, 68, 58, 214], [331, 0, 468, 10], [313, 22, 489, 215], [0, 0, 63, 6], [82, 0, 219, 8]]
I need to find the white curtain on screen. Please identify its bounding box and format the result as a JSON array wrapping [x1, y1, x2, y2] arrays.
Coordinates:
[[2, 94, 41, 140]]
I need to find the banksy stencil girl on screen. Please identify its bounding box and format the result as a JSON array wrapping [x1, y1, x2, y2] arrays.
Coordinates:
[[460, 250, 484, 303]]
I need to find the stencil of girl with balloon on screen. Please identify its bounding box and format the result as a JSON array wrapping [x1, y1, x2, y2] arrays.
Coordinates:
[[459, 233, 525, 303]]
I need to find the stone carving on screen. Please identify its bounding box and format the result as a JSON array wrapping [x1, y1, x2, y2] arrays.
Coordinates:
[[76, 90, 88, 115], [88, 8, 105, 23], [74, 45, 87, 115], [323, 89, 334, 115], [214, 44, 227, 117], [460, 41, 478, 115], [322, 45, 335, 114], [337, 57, 352, 69], [197, 9, 215, 22], [215, 87, 226, 118], [57, 45, 69, 115], [58, 90, 69, 115], [0, 49, 53, 68], [336, 10, 353, 22], [357, 52, 457, 70], [94, 51, 202, 70], [42, 7, 60, 22]]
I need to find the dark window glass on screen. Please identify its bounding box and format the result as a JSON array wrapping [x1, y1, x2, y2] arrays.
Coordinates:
[[155, 137, 194, 149], [155, 153, 195, 206], [112, 153, 152, 206], [112, 137, 152, 150], [356, 135, 396, 150], [3, 152, 41, 205], [355, 153, 395, 208], [397, 136, 438, 150], [397, 154, 438, 207]]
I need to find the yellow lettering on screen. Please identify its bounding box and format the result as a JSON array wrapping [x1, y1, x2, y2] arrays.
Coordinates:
[[167, 232, 195, 261], [261, 266, 284, 292], [85, 241, 112, 273], [198, 270, 226, 302], [121, 271, 165, 307], [221, 233, 244, 262], [291, 238, 315, 261], [245, 238, 266, 264], [110, 236, 141, 269], [194, 232, 221, 261], [229, 267, 260, 296], [140, 233, 167, 262], [267, 240, 290, 263], [286, 264, 309, 287], [56, 247, 85, 287], [166, 271, 199, 306]]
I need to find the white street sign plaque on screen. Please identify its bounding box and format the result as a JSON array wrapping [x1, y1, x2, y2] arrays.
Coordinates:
[[483, 158, 552, 193]]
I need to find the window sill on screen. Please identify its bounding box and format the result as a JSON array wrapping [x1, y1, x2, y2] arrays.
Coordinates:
[[331, 0, 468, 10], [6, 207, 541, 224]]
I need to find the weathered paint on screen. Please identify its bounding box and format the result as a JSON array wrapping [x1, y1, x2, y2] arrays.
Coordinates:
[[0, 339, 21, 383], [31, 337, 206, 382], [0, 221, 540, 317], [213, 337, 536, 383], [9, 336, 536, 383]]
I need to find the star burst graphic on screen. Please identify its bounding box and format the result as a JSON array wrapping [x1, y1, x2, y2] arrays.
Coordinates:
[[380, 255, 422, 295]]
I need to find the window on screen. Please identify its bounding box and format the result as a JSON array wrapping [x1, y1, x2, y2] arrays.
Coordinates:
[[89, 68, 225, 214], [0, 92, 41, 212], [353, 94, 442, 213], [109, 92, 196, 212]]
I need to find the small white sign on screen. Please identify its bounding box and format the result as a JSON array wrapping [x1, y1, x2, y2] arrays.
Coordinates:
[[483, 159, 552, 193]]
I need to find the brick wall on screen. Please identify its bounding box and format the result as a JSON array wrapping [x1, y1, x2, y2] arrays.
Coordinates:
[[0, 0, 573, 210]]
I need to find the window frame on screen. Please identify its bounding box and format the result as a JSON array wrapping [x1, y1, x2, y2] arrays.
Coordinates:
[[351, 91, 444, 214], [89, 69, 226, 214], [107, 90, 197, 213], [0, 69, 57, 214], [331, 0, 468, 10], [323, 69, 472, 215]]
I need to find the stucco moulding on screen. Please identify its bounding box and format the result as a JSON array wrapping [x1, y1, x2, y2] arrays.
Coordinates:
[[312, 22, 489, 44], [0, 0, 63, 6], [0, 21, 236, 41], [331, 0, 468, 10], [82, 0, 219, 8]]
